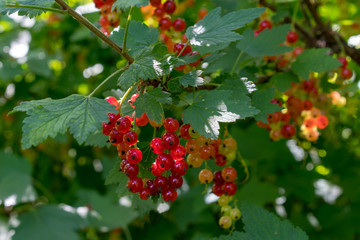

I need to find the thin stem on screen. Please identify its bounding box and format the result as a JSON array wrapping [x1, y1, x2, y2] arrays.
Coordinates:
[[5, 4, 66, 14], [124, 227, 133, 240], [291, 0, 300, 30], [152, 127, 157, 139], [230, 51, 244, 75], [88, 67, 126, 98], [177, 41, 190, 57], [54, 0, 134, 63], [122, 6, 134, 53], [119, 86, 135, 116], [239, 158, 250, 184]]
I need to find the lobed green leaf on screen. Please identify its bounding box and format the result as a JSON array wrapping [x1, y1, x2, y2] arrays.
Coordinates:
[[1, 0, 58, 18]]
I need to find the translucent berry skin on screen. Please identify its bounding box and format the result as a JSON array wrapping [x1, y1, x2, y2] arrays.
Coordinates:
[[286, 31, 298, 43], [198, 145, 212, 160], [302, 80, 315, 92], [164, 117, 180, 132], [173, 43, 192, 56], [154, 176, 168, 191], [161, 132, 179, 150], [156, 153, 174, 171], [281, 124, 296, 138], [117, 142, 130, 159], [199, 169, 214, 184], [102, 122, 113, 135], [108, 113, 120, 125], [338, 57, 348, 67], [214, 171, 225, 184], [126, 148, 143, 164], [159, 17, 172, 31], [179, 124, 192, 139], [302, 100, 313, 110], [151, 162, 164, 176], [172, 18, 186, 32], [221, 166, 237, 182], [123, 131, 138, 145], [222, 182, 237, 196], [150, 138, 165, 154], [185, 139, 200, 154], [129, 93, 139, 109], [230, 208, 242, 220], [212, 183, 224, 196], [149, 0, 161, 7], [219, 216, 232, 229], [105, 96, 119, 108], [215, 154, 227, 166], [170, 145, 187, 160], [168, 175, 183, 188], [162, 187, 177, 202], [139, 188, 151, 200], [303, 118, 316, 129], [162, 0, 176, 14], [258, 20, 272, 31], [341, 68, 353, 79], [120, 159, 128, 172], [171, 160, 188, 176], [316, 115, 329, 129], [123, 163, 139, 178], [154, 7, 165, 18], [116, 117, 132, 133], [146, 180, 160, 196], [135, 113, 149, 127], [186, 154, 203, 168], [109, 129, 123, 145], [127, 177, 143, 193]]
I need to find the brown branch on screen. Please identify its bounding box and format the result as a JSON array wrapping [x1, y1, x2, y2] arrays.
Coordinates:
[[259, 0, 277, 12], [54, 0, 134, 64]]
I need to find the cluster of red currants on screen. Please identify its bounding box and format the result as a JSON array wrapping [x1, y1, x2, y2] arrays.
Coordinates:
[[337, 57, 353, 79], [93, 0, 120, 36]]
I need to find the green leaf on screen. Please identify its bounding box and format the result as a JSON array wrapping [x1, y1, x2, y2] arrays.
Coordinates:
[[118, 45, 168, 90], [13, 94, 116, 149], [83, 131, 109, 147], [105, 160, 129, 197], [110, 21, 159, 57], [252, 88, 282, 122], [0, 152, 36, 205], [137, 142, 157, 179], [133, 88, 172, 123], [186, 7, 264, 52], [177, 70, 204, 87], [239, 202, 309, 240], [1, 0, 57, 18], [270, 72, 299, 92], [237, 25, 292, 56], [12, 205, 85, 240], [112, 0, 148, 10], [291, 48, 342, 79]]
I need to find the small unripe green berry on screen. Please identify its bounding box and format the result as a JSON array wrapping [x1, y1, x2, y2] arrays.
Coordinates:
[[219, 216, 232, 229], [230, 208, 241, 220]]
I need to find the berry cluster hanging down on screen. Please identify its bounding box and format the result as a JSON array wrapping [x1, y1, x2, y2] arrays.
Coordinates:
[[93, 0, 121, 35]]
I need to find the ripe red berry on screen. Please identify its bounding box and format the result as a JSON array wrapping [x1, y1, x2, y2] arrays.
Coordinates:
[[303, 118, 316, 129], [286, 31, 298, 44], [154, 7, 165, 18], [146, 180, 160, 196], [149, 0, 161, 7], [123, 131, 138, 145], [341, 68, 353, 79], [126, 148, 143, 164], [281, 124, 296, 138], [168, 175, 183, 188], [120, 159, 128, 172], [108, 113, 120, 125], [173, 43, 192, 56], [316, 115, 329, 129], [154, 176, 168, 191], [222, 182, 237, 196], [150, 138, 165, 154], [116, 117, 132, 133], [258, 20, 272, 31], [189, 51, 201, 67], [161, 187, 177, 202], [212, 183, 224, 196], [302, 100, 313, 110], [123, 163, 139, 178], [135, 113, 149, 127], [139, 188, 151, 200], [105, 96, 119, 108], [109, 129, 123, 145], [198, 145, 212, 160], [151, 162, 164, 176], [179, 124, 192, 139], [338, 57, 348, 67], [159, 17, 172, 31], [214, 171, 225, 184], [161, 132, 179, 150], [172, 18, 186, 32], [129, 93, 139, 109], [215, 154, 227, 166], [302, 80, 315, 92], [198, 8, 208, 20], [102, 122, 113, 135], [156, 153, 174, 170], [117, 142, 130, 159], [221, 167, 237, 182], [164, 117, 180, 132], [171, 145, 187, 160], [127, 177, 143, 193], [171, 159, 188, 176], [163, 0, 176, 14]]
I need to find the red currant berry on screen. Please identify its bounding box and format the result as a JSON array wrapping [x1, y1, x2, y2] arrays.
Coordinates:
[[149, 0, 161, 7], [172, 18, 186, 32], [198, 8, 208, 20], [161, 132, 179, 150], [162, 0, 176, 14], [212, 183, 224, 196], [129, 93, 139, 109], [154, 176, 168, 191], [135, 113, 149, 127], [171, 145, 187, 161], [127, 177, 143, 193], [179, 124, 192, 139], [159, 17, 172, 31], [316, 115, 329, 129], [123, 163, 139, 178], [164, 117, 180, 132], [304, 118, 316, 129], [341, 68, 353, 79], [281, 124, 296, 138], [123, 131, 138, 145], [161, 187, 177, 202], [151, 162, 164, 176], [156, 153, 174, 171], [286, 31, 298, 44], [108, 113, 120, 125], [168, 175, 183, 188], [117, 142, 130, 159], [120, 159, 128, 172], [189, 51, 201, 67], [338, 57, 348, 67], [222, 182, 237, 196], [198, 145, 212, 160], [173, 43, 192, 56], [221, 167, 237, 182], [302, 80, 315, 92], [102, 122, 113, 135], [258, 20, 272, 31], [109, 129, 123, 145], [215, 154, 227, 166], [105, 96, 119, 108], [116, 117, 132, 133], [302, 100, 313, 110], [139, 188, 151, 200], [199, 169, 214, 184], [185, 139, 200, 154], [126, 148, 143, 164], [94, 0, 105, 8], [146, 180, 160, 196], [150, 138, 165, 154], [175, 64, 186, 71], [154, 7, 165, 18], [171, 160, 188, 176]]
